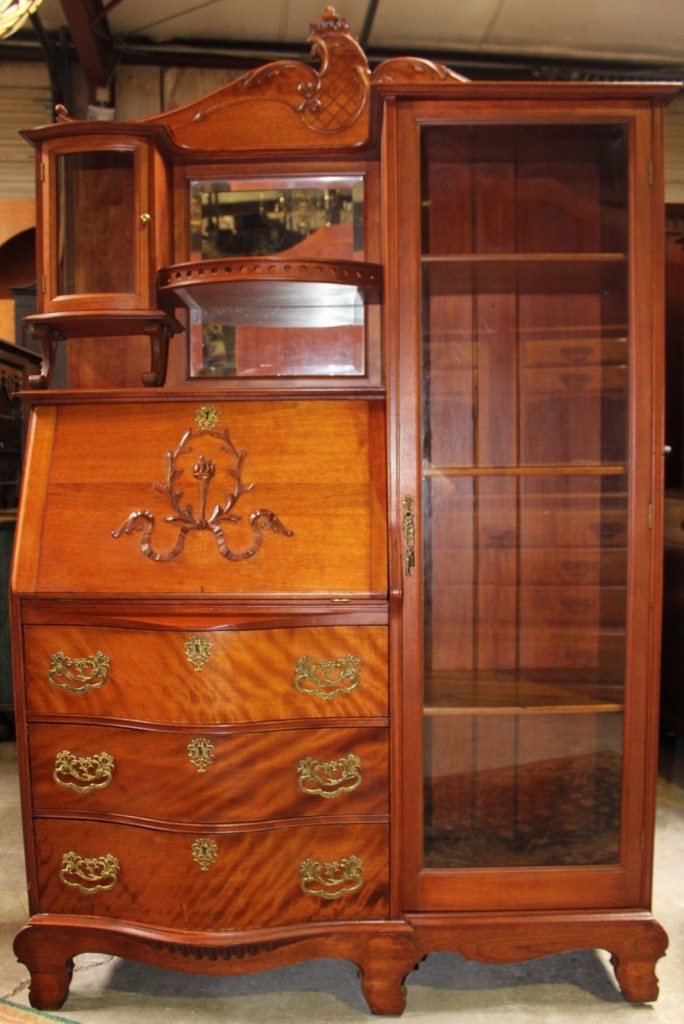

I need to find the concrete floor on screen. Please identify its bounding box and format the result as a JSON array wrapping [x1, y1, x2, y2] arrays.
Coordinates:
[[1, 734, 682, 1024]]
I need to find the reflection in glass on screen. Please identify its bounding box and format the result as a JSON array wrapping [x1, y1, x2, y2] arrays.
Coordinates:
[[188, 177, 366, 378], [419, 124, 629, 869], [56, 150, 135, 295], [190, 178, 364, 259]]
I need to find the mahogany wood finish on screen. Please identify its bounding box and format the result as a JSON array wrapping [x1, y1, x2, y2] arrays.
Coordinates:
[[11, 6, 675, 1014]]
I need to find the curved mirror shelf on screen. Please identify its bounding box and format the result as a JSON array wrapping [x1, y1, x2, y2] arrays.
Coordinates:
[[159, 257, 382, 379]]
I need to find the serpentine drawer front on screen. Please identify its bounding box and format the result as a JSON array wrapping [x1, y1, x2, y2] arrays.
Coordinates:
[[22, 624, 388, 723], [33, 819, 390, 930], [29, 721, 389, 821]]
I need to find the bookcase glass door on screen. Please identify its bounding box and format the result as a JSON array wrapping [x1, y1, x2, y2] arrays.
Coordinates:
[[420, 123, 629, 869]]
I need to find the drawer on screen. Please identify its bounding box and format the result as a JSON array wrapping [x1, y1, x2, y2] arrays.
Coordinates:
[[33, 819, 390, 929], [29, 722, 388, 821], [23, 624, 388, 723]]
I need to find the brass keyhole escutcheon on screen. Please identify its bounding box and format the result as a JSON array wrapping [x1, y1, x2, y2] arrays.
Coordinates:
[[184, 635, 212, 671]]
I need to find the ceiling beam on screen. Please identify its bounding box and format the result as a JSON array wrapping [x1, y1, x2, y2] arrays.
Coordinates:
[[59, 0, 115, 97]]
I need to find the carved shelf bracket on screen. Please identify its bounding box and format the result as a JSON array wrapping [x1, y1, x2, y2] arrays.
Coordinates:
[[112, 410, 293, 562], [25, 312, 182, 389]]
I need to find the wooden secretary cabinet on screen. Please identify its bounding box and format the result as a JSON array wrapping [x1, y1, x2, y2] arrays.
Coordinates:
[[11, 8, 675, 1014]]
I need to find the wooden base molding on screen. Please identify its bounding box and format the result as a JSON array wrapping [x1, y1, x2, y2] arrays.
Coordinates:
[[409, 911, 669, 1004], [13, 919, 419, 1016]]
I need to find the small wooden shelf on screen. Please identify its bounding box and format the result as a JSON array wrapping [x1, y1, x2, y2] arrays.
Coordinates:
[[25, 310, 184, 389], [159, 256, 383, 328], [425, 670, 624, 715]]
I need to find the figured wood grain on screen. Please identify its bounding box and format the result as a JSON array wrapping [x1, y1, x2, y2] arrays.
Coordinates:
[[23, 623, 388, 723], [33, 819, 390, 930], [29, 721, 389, 822]]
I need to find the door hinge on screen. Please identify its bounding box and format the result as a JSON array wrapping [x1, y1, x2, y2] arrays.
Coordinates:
[[41, 273, 46, 293], [648, 160, 654, 186], [648, 503, 653, 529]]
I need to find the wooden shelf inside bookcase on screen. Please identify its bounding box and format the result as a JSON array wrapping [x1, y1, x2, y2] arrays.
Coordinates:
[[425, 672, 624, 715], [422, 253, 626, 293]]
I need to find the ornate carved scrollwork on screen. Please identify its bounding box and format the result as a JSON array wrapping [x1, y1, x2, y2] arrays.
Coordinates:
[[112, 409, 293, 563], [300, 854, 364, 900]]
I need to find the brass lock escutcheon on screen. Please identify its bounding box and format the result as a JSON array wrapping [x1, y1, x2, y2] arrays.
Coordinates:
[[59, 851, 120, 894], [53, 750, 115, 793], [188, 737, 215, 773], [48, 650, 110, 695], [294, 654, 361, 700], [299, 855, 364, 901], [402, 495, 416, 576], [297, 753, 362, 799], [192, 837, 218, 871], [184, 635, 212, 671]]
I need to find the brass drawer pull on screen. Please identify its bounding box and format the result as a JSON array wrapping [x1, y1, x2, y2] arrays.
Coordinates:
[[294, 654, 361, 700], [192, 837, 218, 871], [297, 754, 362, 799], [300, 855, 364, 901], [53, 750, 115, 793], [48, 650, 110, 695], [59, 851, 120, 894], [188, 737, 215, 772], [184, 635, 212, 671]]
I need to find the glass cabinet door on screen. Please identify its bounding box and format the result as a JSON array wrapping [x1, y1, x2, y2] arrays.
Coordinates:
[[44, 137, 152, 311], [393, 110, 660, 909]]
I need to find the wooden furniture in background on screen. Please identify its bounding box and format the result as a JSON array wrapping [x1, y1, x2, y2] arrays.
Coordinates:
[[10, 8, 675, 1014], [0, 339, 41, 736]]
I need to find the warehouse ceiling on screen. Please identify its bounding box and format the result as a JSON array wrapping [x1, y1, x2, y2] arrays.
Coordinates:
[[3, 0, 684, 98]]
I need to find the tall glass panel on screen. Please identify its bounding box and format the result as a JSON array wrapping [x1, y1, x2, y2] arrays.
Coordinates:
[[56, 150, 136, 295], [420, 125, 628, 868]]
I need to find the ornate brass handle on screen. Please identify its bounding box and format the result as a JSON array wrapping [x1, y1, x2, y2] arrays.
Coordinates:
[[59, 851, 120, 894], [402, 496, 416, 576], [297, 754, 362, 798], [294, 654, 361, 700], [48, 650, 110, 695], [53, 750, 115, 793], [192, 837, 218, 870], [300, 855, 364, 900]]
